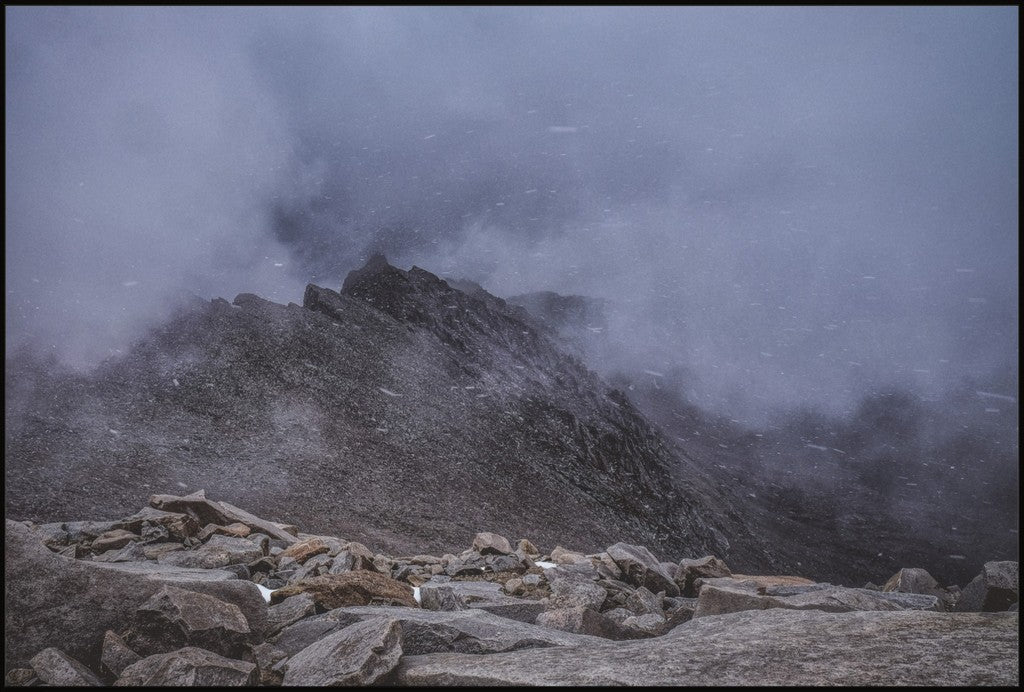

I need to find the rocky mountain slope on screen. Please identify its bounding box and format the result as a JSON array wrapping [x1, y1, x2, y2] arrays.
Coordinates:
[[5, 491, 1018, 686], [5, 256, 747, 567]]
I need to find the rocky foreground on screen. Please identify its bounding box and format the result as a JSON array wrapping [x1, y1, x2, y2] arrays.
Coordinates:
[[4, 490, 1018, 686]]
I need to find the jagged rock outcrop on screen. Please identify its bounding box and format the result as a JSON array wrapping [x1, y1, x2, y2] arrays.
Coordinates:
[[6, 257, 739, 567]]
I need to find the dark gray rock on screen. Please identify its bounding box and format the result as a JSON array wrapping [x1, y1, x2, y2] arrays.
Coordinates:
[[694, 583, 941, 619], [100, 630, 141, 678], [883, 567, 954, 610], [4, 520, 267, 671], [92, 541, 148, 563], [279, 606, 604, 656], [267, 593, 318, 636], [605, 543, 680, 597], [675, 556, 731, 596], [548, 570, 607, 611], [113, 646, 257, 686], [157, 534, 264, 570], [535, 606, 647, 640], [472, 601, 547, 624], [29, 647, 103, 686], [91, 529, 141, 553], [251, 643, 288, 686], [472, 532, 513, 555], [131, 585, 253, 658], [419, 584, 466, 612], [281, 618, 403, 686], [115, 507, 200, 540], [624, 586, 664, 616], [269, 571, 418, 610], [391, 610, 1020, 686], [148, 490, 297, 545], [4, 668, 38, 686], [955, 561, 1019, 612]]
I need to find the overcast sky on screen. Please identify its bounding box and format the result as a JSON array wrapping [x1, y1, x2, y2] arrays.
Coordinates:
[[6, 6, 1018, 422]]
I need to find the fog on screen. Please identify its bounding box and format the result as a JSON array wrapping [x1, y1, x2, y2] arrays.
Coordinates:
[[6, 6, 1018, 423]]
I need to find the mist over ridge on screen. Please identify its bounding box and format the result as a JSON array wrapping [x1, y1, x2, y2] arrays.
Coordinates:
[[6, 6, 1018, 425]]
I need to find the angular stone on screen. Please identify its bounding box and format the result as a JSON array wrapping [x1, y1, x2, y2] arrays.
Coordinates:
[[280, 537, 330, 564], [391, 610, 1019, 686], [472, 601, 547, 624], [675, 556, 731, 596], [100, 630, 141, 677], [252, 642, 288, 686], [114, 647, 257, 686], [485, 553, 525, 573], [148, 490, 297, 544], [883, 567, 954, 611], [29, 647, 102, 686], [196, 522, 252, 541], [517, 539, 539, 555], [132, 585, 253, 658], [550, 546, 588, 565], [625, 586, 664, 616], [605, 543, 679, 597], [4, 668, 37, 686], [535, 606, 646, 641], [5, 520, 267, 671], [955, 561, 1019, 612], [91, 529, 141, 553], [117, 507, 200, 540], [419, 585, 466, 612], [288, 553, 334, 584], [269, 571, 417, 610], [92, 542, 148, 563], [693, 583, 941, 619], [281, 618, 402, 686], [548, 571, 607, 611], [267, 593, 318, 636], [274, 606, 603, 657], [157, 534, 264, 570], [472, 532, 513, 556]]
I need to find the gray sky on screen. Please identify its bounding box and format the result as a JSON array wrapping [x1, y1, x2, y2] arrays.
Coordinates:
[[6, 6, 1018, 422]]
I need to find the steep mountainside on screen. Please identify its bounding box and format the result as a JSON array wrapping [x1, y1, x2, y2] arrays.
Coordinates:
[[5, 257, 749, 566]]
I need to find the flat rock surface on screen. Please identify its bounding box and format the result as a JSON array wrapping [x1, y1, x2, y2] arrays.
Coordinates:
[[391, 609, 1019, 686], [319, 606, 606, 654]]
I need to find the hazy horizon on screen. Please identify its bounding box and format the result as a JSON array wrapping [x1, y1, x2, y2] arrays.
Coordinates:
[[6, 6, 1018, 424]]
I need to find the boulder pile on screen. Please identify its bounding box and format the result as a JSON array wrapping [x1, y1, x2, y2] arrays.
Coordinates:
[[5, 490, 1019, 686]]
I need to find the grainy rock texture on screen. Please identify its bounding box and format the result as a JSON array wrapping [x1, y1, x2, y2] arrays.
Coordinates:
[[391, 610, 1020, 686]]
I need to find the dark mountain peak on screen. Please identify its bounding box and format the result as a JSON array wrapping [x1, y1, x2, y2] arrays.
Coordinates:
[[341, 253, 405, 294]]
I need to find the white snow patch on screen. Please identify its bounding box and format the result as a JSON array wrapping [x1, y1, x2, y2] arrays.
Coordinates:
[[534, 561, 557, 569], [255, 584, 275, 603], [804, 444, 829, 451], [173, 378, 180, 387], [413, 587, 421, 604], [423, 134, 436, 140], [378, 387, 402, 397]]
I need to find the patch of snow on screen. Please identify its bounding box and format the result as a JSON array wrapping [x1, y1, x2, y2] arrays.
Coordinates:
[[413, 586, 421, 604], [534, 561, 557, 569], [804, 444, 829, 451], [378, 387, 402, 397], [255, 584, 275, 603]]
